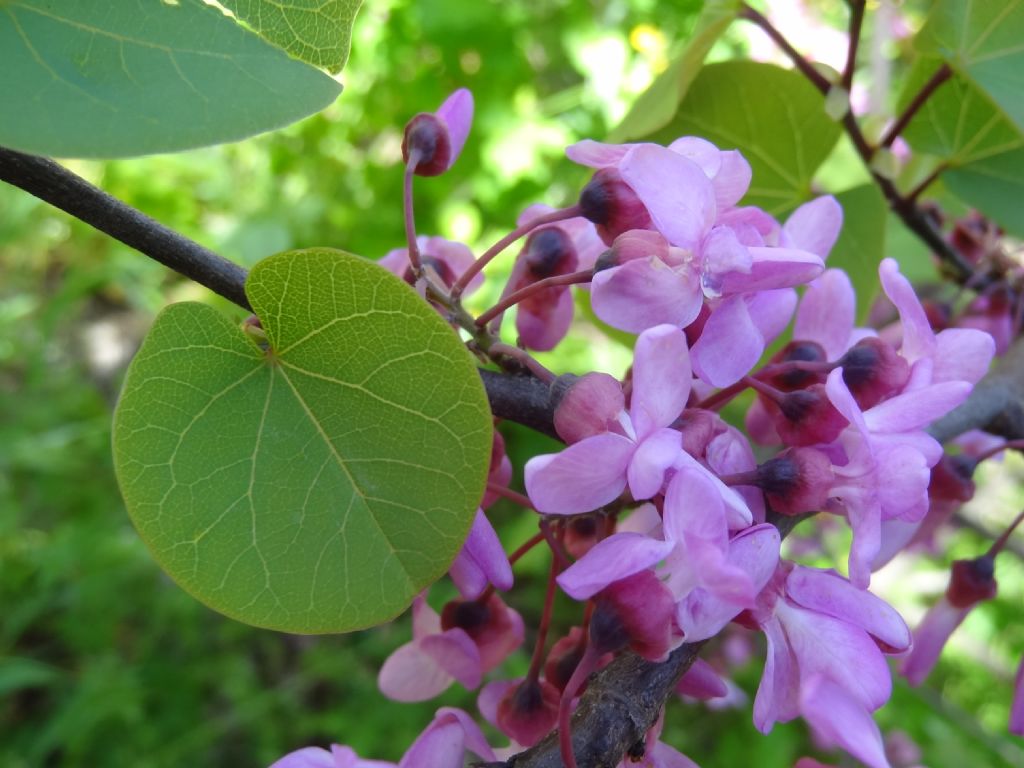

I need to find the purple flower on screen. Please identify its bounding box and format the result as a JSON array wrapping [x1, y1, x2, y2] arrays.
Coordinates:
[[269, 707, 494, 768], [525, 324, 691, 513], [448, 509, 513, 599], [746, 563, 911, 768], [379, 235, 484, 295], [1011, 655, 1024, 736], [403, 89, 474, 176]]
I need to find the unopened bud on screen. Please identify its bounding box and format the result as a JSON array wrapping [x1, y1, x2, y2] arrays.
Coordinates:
[[756, 447, 834, 514], [838, 337, 910, 409], [946, 556, 997, 608], [579, 168, 653, 244]]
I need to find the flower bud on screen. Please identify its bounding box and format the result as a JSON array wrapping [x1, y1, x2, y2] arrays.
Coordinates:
[[402, 89, 474, 176], [591, 570, 675, 661], [838, 337, 910, 409], [755, 448, 834, 514], [496, 677, 560, 746], [523, 227, 578, 280], [764, 340, 828, 391], [578, 168, 653, 244], [441, 594, 523, 671], [552, 372, 624, 444], [773, 384, 848, 447], [928, 454, 976, 504], [946, 556, 997, 608]]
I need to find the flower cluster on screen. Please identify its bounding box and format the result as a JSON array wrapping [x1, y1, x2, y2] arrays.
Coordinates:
[[271, 89, 1020, 768]]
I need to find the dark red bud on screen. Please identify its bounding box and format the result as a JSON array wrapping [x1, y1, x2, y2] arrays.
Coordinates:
[[756, 447, 834, 515], [838, 337, 910, 409], [440, 598, 490, 636], [579, 168, 653, 244], [496, 678, 560, 746], [946, 556, 997, 608], [765, 340, 828, 391], [671, 408, 723, 458], [544, 628, 586, 692], [592, 570, 675, 661], [928, 454, 977, 503], [553, 371, 624, 444], [774, 384, 848, 447], [402, 113, 451, 176], [524, 227, 578, 279]]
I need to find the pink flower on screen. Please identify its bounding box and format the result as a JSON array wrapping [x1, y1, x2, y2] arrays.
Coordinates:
[[505, 225, 579, 350], [746, 563, 911, 768], [270, 707, 494, 768], [403, 89, 474, 176], [525, 324, 691, 513], [448, 509, 513, 599], [1011, 655, 1024, 736], [379, 235, 484, 295]]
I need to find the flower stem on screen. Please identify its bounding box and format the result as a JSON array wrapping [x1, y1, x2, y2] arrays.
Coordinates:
[[403, 153, 422, 276], [488, 342, 557, 383], [987, 508, 1024, 559], [557, 643, 601, 768], [842, 0, 865, 90], [475, 269, 593, 328], [876, 63, 952, 152], [528, 554, 561, 680], [486, 481, 535, 510], [449, 204, 583, 300]]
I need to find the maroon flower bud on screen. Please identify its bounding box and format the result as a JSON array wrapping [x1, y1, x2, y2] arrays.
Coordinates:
[[496, 677, 560, 746], [764, 340, 828, 391], [441, 594, 522, 670], [838, 337, 910, 409], [523, 227, 578, 280], [553, 372, 624, 444], [544, 627, 586, 692], [773, 384, 848, 447], [579, 168, 653, 244], [928, 454, 977, 504], [591, 570, 675, 661], [672, 408, 722, 458], [564, 514, 602, 559], [403, 114, 452, 176], [946, 556, 997, 608], [756, 447, 834, 515]]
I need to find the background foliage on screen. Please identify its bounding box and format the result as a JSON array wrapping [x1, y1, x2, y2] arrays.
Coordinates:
[[1, 1, 1023, 766]]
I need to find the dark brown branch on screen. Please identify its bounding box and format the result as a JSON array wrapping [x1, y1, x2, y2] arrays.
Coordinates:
[[876, 63, 952, 151], [739, 5, 831, 93], [842, 1, 865, 90], [479, 642, 705, 768], [0, 146, 252, 311]]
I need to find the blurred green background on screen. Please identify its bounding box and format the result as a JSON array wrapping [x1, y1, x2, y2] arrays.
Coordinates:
[[1, 1, 1023, 766]]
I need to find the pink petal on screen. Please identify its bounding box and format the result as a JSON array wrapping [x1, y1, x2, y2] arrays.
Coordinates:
[[477, 679, 518, 726], [782, 196, 843, 259], [864, 381, 971, 433], [667, 136, 723, 177], [825, 368, 869, 436], [433, 707, 496, 762], [565, 139, 635, 168], [730, 524, 782, 595], [875, 444, 931, 521], [436, 89, 474, 169], [795, 269, 856, 360], [700, 227, 753, 295], [398, 720, 465, 768], [420, 631, 483, 690], [591, 258, 702, 333], [557, 533, 675, 600], [412, 595, 441, 639], [628, 427, 683, 500], [879, 257, 934, 363], [691, 296, 763, 387], [786, 566, 910, 652], [269, 747, 338, 768], [449, 509, 513, 598], [676, 657, 728, 699], [718, 246, 823, 294], [516, 287, 574, 351], [900, 597, 969, 685], [619, 145, 717, 250], [663, 467, 727, 546], [630, 324, 692, 436], [800, 675, 891, 768], [932, 328, 995, 385], [378, 633, 469, 702], [754, 617, 799, 731], [673, 449, 753, 529], [846, 495, 883, 589], [1010, 656, 1024, 735], [648, 741, 702, 768], [525, 433, 635, 514], [746, 288, 798, 345], [711, 150, 752, 210]]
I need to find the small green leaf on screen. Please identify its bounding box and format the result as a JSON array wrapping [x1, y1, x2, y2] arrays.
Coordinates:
[[0, 0, 341, 158], [915, 0, 1024, 134], [219, 0, 363, 73], [113, 250, 492, 633], [899, 58, 1024, 236], [610, 0, 741, 142], [827, 184, 888, 321], [648, 61, 842, 215]]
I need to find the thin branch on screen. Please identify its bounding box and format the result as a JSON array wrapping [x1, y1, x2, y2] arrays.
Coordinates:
[[739, 5, 832, 93], [842, 1, 865, 90], [0, 146, 252, 311], [876, 63, 952, 151]]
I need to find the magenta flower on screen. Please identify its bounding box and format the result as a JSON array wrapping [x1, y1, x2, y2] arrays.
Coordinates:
[[402, 89, 474, 176], [525, 324, 691, 513], [1011, 655, 1024, 736], [747, 563, 911, 768], [270, 707, 493, 768], [505, 225, 579, 350], [448, 509, 513, 599], [379, 235, 484, 294]]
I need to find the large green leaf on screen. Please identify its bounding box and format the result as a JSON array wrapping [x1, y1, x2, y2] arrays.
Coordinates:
[[915, 0, 1024, 134], [0, 0, 341, 158], [610, 0, 741, 142], [899, 58, 1024, 236], [648, 61, 842, 214], [112, 250, 492, 633], [827, 184, 888, 321], [220, 0, 363, 73]]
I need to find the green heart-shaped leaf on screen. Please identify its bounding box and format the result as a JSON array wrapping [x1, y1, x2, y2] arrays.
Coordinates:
[[113, 250, 492, 633]]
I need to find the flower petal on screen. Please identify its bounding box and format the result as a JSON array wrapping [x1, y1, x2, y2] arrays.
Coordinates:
[[782, 196, 843, 258], [591, 258, 702, 333], [557, 532, 675, 600], [631, 324, 692, 436], [932, 328, 995, 385], [667, 136, 723, 177], [628, 427, 683, 500], [711, 150, 752, 210], [795, 269, 856, 360], [525, 433, 635, 514], [879, 257, 934, 363], [691, 295, 763, 387], [620, 145, 717, 250], [718, 246, 823, 294], [800, 675, 891, 768], [436, 89, 474, 169], [566, 139, 635, 168], [900, 597, 969, 685]]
